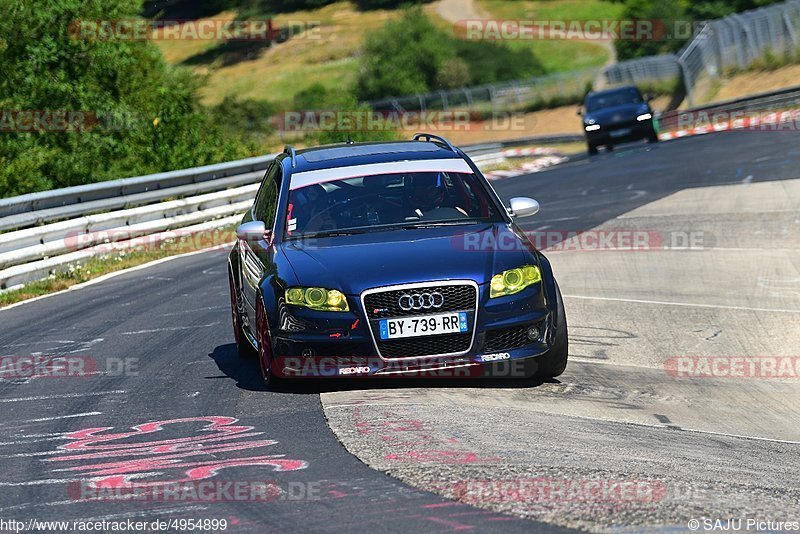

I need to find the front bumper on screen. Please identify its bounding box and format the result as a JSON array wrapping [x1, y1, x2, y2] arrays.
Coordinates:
[[268, 281, 555, 379], [585, 118, 654, 146]]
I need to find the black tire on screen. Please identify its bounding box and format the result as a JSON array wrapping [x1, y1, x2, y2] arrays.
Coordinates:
[[647, 129, 659, 143], [256, 297, 286, 390], [526, 283, 568, 379], [588, 143, 598, 155], [228, 265, 256, 358], [606, 144, 614, 152]]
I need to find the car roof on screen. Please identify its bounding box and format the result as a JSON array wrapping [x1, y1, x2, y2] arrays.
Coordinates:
[[290, 141, 464, 174]]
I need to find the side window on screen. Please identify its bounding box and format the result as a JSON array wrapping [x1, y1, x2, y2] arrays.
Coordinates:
[[253, 162, 281, 225]]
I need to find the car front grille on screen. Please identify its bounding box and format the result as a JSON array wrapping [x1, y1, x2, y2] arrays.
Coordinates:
[[377, 332, 473, 359], [363, 282, 477, 359], [364, 284, 477, 319], [483, 324, 532, 352], [609, 119, 638, 131]]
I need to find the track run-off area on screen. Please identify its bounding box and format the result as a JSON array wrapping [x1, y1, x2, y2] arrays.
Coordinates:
[[0, 130, 798, 533]]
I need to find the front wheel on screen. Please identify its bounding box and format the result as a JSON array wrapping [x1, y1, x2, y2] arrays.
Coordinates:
[[587, 142, 598, 155], [526, 283, 568, 379], [256, 297, 284, 389], [229, 265, 255, 358]]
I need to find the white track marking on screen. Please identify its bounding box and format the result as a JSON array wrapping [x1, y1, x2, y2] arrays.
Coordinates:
[[530, 410, 800, 446], [0, 450, 75, 458], [0, 477, 84, 487], [0, 436, 69, 446], [0, 501, 206, 515], [0, 390, 125, 403], [0, 500, 78, 512], [83, 506, 209, 521], [563, 294, 800, 314], [0, 413, 99, 425], [119, 322, 221, 335], [159, 305, 227, 317]]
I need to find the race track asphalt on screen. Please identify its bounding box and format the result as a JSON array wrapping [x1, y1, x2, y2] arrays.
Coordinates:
[[1, 131, 798, 533]]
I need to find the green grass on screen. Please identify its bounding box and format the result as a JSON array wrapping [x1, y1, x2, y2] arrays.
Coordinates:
[[154, 3, 392, 107], [479, 0, 624, 21], [154, 0, 624, 107], [476, 0, 625, 72]]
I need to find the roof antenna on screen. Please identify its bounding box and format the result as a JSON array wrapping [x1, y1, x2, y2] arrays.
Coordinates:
[[345, 135, 354, 145]]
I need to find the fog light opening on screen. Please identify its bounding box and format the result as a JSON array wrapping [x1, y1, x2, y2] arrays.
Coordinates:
[[526, 325, 540, 341]]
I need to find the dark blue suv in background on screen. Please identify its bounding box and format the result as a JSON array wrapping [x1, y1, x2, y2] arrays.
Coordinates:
[[580, 85, 659, 155], [228, 134, 568, 387]]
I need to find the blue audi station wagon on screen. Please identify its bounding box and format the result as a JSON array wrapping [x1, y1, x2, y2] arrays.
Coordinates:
[[228, 134, 568, 386]]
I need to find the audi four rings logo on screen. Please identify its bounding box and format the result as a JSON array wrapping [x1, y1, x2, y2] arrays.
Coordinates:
[[398, 292, 445, 310]]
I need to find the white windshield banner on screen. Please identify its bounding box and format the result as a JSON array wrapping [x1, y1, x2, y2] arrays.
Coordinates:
[[289, 158, 473, 190]]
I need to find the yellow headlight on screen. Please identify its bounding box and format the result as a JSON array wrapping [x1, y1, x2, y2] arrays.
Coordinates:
[[285, 287, 349, 311], [490, 265, 541, 298], [327, 290, 345, 307], [286, 288, 304, 304], [305, 287, 327, 306]]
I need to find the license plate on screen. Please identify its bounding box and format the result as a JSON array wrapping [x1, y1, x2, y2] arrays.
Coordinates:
[[610, 128, 631, 138], [379, 312, 468, 340]]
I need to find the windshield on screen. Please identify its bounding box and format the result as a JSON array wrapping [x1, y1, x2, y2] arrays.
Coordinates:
[[284, 171, 502, 238], [585, 87, 643, 112]]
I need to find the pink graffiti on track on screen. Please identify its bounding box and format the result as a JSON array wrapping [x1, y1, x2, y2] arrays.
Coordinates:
[[350, 408, 500, 464], [45, 416, 308, 489]]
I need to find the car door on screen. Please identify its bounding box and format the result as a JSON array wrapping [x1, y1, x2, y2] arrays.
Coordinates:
[[241, 161, 281, 336]]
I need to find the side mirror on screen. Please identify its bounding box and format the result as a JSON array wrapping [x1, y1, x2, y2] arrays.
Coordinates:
[[644, 93, 653, 102], [576, 108, 583, 116], [236, 221, 269, 243], [507, 197, 540, 218]]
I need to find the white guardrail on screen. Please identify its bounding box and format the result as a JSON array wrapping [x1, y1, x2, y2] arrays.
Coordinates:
[[1, 139, 577, 292], [0, 155, 276, 291]]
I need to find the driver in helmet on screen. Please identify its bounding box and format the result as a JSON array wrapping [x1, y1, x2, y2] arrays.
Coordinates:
[[406, 173, 467, 219], [293, 183, 335, 233]]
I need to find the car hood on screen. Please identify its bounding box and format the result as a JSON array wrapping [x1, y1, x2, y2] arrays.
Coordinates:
[[280, 223, 534, 295]]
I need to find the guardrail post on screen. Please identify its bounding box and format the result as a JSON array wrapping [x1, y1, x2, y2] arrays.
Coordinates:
[[677, 56, 694, 107]]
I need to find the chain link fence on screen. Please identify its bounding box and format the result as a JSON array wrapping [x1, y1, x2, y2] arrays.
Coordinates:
[[368, 69, 598, 113], [602, 0, 800, 106], [366, 0, 800, 112]]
